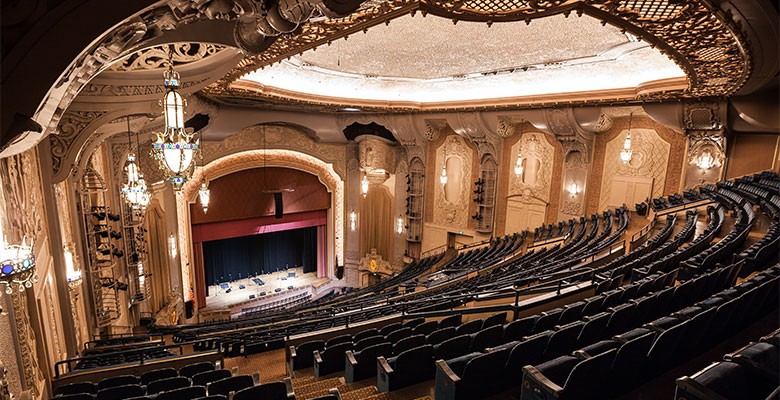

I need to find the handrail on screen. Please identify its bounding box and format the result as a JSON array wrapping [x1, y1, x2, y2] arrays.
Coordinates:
[[54, 339, 212, 378], [421, 244, 447, 259], [631, 215, 657, 243]]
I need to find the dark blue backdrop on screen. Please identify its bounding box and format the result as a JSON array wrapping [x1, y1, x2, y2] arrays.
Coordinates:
[[202, 226, 317, 289]]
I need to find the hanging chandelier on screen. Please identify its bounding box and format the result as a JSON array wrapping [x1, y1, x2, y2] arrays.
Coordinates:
[[0, 237, 38, 295], [440, 165, 448, 185], [121, 116, 151, 211], [151, 47, 199, 191], [620, 112, 634, 164]]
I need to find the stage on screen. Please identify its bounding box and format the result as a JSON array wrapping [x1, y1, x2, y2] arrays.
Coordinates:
[[200, 267, 330, 316]]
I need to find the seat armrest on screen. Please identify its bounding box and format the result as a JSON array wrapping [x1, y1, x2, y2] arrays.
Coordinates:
[[435, 359, 461, 384], [377, 356, 393, 375], [522, 365, 565, 397], [283, 377, 295, 399], [434, 359, 461, 400], [573, 350, 591, 359], [289, 346, 297, 359], [346, 350, 358, 366], [313, 350, 323, 364]]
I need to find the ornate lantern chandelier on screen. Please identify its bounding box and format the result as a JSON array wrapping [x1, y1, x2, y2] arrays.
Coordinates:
[[151, 47, 199, 190], [0, 237, 37, 295], [121, 116, 151, 211]]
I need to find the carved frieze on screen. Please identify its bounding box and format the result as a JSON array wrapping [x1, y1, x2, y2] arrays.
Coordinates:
[[434, 135, 472, 227], [50, 111, 108, 177], [598, 127, 670, 211], [509, 132, 554, 204]]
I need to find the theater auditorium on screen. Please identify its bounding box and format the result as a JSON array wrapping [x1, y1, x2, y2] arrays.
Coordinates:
[[0, 0, 778, 399]]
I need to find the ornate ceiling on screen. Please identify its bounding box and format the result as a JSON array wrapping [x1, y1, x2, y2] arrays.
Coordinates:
[[237, 13, 685, 105], [202, 0, 752, 111]]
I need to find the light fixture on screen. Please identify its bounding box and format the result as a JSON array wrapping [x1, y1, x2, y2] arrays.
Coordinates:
[[198, 134, 210, 213], [151, 46, 199, 191], [620, 113, 634, 164], [169, 234, 177, 259], [396, 215, 404, 234], [350, 210, 357, 231], [440, 165, 448, 185], [0, 237, 38, 295], [568, 182, 580, 198], [198, 181, 210, 213], [694, 148, 722, 173], [64, 245, 82, 291], [121, 116, 151, 211], [361, 174, 369, 198], [514, 153, 524, 177], [514, 120, 525, 177]]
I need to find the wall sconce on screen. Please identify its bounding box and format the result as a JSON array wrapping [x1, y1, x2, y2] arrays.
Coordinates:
[[514, 153, 524, 177], [169, 234, 177, 259], [64, 245, 82, 290], [568, 182, 580, 198], [350, 210, 357, 231], [694, 148, 722, 173], [620, 113, 634, 164], [439, 165, 448, 185], [396, 215, 404, 234], [361, 174, 369, 198], [198, 180, 210, 214]]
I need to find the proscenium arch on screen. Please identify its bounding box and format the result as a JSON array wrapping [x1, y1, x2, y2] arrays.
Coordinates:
[[176, 148, 345, 301]]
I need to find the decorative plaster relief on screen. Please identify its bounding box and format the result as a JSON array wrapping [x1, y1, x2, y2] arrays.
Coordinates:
[[434, 135, 472, 228], [598, 128, 670, 211], [509, 132, 554, 204]]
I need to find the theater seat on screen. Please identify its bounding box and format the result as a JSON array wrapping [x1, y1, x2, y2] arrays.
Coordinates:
[[438, 314, 462, 329], [469, 325, 504, 352], [97, 376, 139, 391], [393, 334, 426, 356], [434, 335, 472, 361], [207, 375, 254, 397], [289, 340, 325, 371], [97, 384, 144, 400], [314, 342, 353, 377], [141, 367, 178, 385], [192, 369, 232, 387], [435, 348, 511, 400], [377, 345, 435, 392], [54, 382, 97, 396], [180, 362, 215, 378], [345, 342, 392, 383], [147, 376, 190, 395], [156, 386, 206, 400], [521, 349, 617, 400], [426, 327, 456, 346], [676, 361, 775, 400]]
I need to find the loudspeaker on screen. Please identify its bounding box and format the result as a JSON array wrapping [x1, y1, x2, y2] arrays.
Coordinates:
[[185, 300, 194, 319], [336, 265, 344, 280], [249, 294, 255, 300], [274, 192, 283, 219]]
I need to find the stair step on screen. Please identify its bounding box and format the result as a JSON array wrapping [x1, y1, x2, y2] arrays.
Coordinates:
[[295, 377, 344, 398], [290, 376, 316, 389], [341, 385, 379, 400]]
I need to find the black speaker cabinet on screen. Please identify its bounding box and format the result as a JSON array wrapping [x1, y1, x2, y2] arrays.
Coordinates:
[[274, 192, 283, 219]]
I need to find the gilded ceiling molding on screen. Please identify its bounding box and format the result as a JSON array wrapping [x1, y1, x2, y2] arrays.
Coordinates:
[[109, 43, 226, 72], [50, 111, 108, 179], [683, 100, 724, 131], [423, 120, 448, 142], [208, 0, 751, 108], [544, 108, 595, 160]]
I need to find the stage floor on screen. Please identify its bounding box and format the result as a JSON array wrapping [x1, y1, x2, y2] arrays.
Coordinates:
[[203, 268, 327, 311]]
